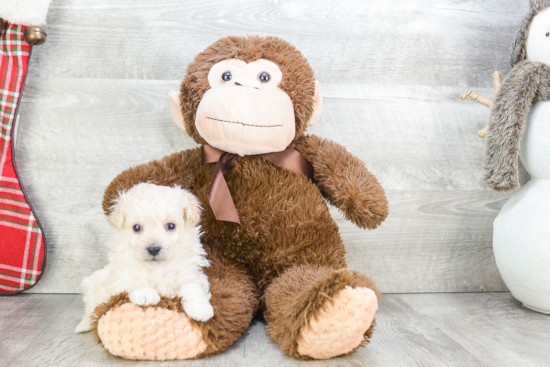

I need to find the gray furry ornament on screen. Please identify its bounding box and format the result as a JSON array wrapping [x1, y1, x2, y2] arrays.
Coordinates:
[[463, 0, 550, 314]]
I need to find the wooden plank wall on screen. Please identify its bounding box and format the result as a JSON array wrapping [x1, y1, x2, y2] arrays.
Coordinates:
[[15, 0, 530, 293]]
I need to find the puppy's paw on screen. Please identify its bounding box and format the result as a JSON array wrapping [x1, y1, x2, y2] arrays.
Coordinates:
[[183, 300, 214, 322], [129, 287, 161, 307], [75, 317, 93, 334]]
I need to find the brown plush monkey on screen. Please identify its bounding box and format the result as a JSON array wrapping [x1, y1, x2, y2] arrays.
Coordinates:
[[94, 36, 388, 361]]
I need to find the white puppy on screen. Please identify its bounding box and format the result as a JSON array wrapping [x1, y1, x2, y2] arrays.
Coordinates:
[[75, 183, 213, 334]]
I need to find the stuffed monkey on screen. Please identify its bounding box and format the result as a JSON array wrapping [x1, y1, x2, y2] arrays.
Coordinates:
[[94, 36, 389, 360]]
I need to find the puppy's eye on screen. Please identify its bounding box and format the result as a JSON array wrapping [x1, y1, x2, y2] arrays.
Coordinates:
[[166, 223, 176, 230], [546, 32, 550, 37], [221, 71, 232, 83], [133, 224, 141, 232], [258, 72, 270, 83]]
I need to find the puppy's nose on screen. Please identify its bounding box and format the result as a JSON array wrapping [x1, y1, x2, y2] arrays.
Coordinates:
[[147, 246, 161, 256]]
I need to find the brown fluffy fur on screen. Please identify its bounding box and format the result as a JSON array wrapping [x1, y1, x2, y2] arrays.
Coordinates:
[[263, 265, 380, 359], [99, 36, 388, 359], [293, 135, 388, 229], [180, 36, 316, 144]]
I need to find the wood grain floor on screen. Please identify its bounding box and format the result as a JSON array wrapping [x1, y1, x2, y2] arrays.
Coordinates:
[[11, 0, 534, 293], [1, 293, 549, 367]]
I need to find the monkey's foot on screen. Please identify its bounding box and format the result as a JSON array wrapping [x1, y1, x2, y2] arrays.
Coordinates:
[[98, 303, 207, 360], [297, 286, 378, 360]]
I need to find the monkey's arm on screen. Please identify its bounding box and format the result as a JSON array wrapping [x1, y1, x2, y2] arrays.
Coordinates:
[[293, 135, 388, 230], [102, 148, 201, 216]]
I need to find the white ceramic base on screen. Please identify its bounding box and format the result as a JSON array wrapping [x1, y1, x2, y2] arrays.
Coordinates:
[[523, 303, 550, 315], [493, 179, 550, 314], [492, 102, 550, 316]]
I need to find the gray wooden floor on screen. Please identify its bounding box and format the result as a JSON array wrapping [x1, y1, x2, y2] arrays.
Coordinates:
[[1, 292, 549, 367]]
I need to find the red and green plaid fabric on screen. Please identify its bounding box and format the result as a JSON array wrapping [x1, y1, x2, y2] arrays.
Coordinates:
[[0, 20, 46, 294]]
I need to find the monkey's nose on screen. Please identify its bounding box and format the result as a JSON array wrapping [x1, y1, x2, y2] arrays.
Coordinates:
[[147, 246, 161, 256], [233, 78, 260, 89]]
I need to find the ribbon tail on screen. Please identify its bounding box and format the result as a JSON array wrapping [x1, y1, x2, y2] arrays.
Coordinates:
[[208, 162, 241, 224]]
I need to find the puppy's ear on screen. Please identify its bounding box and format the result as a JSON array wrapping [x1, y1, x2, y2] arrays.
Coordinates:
[[185, 206, 201, 226], [109, 195, 126, 230], [180, 190, 201, 226]]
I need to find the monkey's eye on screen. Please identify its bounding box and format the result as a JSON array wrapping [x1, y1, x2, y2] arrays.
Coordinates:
[[258, 72, 270, 83], [221, 71, 232, 83], [166, 223, 176, 230], [133, 224, 141, 232], [546, 32, 549, 37]]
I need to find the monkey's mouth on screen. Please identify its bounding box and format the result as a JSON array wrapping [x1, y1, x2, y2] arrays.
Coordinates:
[[205, 116, 283, 128]]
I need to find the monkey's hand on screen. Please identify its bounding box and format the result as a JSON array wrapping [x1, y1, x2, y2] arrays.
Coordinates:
[[294, 135, 388, 230], [102, 148, 202, 216]]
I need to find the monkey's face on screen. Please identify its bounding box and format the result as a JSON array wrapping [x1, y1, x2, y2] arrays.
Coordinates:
[[527, 7, 550, 65], [172, 36, 324, 153], [194, 59, 296, 156]]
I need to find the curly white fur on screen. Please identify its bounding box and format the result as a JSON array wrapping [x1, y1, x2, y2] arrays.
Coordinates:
[[75, 183, 213, 334]]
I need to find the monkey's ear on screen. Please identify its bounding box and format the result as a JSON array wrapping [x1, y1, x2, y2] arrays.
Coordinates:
[[307, 81, 323, 127], [169, 91, 186, 131]]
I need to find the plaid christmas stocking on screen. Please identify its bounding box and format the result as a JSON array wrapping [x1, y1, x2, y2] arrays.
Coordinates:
[[0, 5, 49, 294]]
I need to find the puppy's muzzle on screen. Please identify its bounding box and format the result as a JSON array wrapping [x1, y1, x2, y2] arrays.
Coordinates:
[[147, 246, 162, 256]]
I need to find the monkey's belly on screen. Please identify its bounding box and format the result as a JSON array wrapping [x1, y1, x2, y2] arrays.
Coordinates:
[[199, 164, 346, 283]]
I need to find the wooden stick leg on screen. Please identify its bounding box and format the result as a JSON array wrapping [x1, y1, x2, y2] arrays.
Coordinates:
[[478, 126, 489, 138], [460, 90, 493, 108], [492, 71, 502, 92]]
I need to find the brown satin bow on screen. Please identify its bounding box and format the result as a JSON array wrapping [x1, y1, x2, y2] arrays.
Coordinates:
[[201, 145, 314, 224]]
